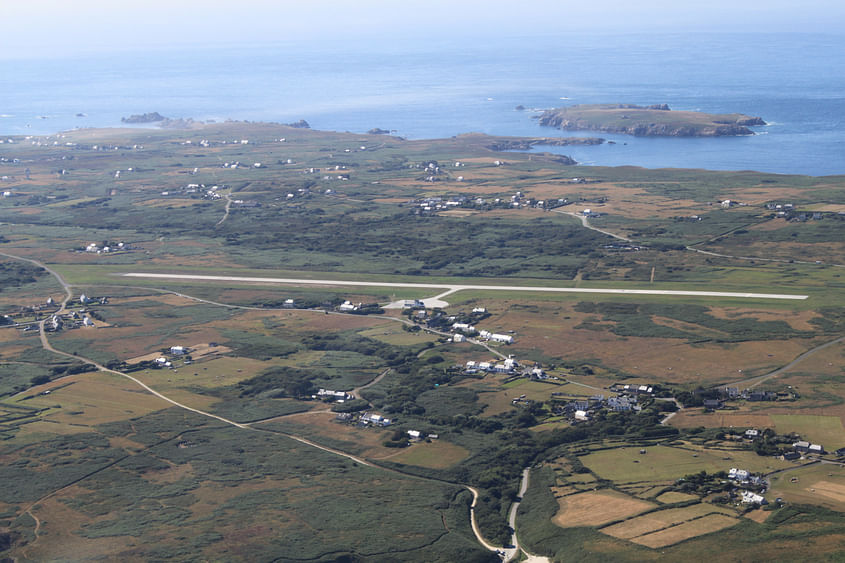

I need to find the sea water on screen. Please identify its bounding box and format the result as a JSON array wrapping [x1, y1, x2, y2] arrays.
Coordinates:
[[1, 32, 843, 176]]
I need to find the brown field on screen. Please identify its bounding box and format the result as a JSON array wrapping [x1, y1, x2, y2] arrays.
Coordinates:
[[630, 514, 738, 548], [484, 300, 812, 385], [707, 307, 820, 332], [19, 494, 143, 562], [669, 411, 774, 430], [552, 490, 655, 528], [602, 504, 735, 540], [804, 481, 845, 504], [656, 491, 699, 504], [744, 509, 772, 524], [439, 209, 479, 217], [377, 440, 470, 469]]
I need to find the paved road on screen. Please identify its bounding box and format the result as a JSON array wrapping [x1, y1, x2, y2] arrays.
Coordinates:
[[552, 210, 631, 242], [120, 272, 808, 301], [505, 468, 550, 563]]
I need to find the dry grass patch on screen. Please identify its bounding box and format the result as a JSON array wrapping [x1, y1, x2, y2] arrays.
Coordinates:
[[707, 307, 820, 332], [23, 494, 141, 562], [630, 513, 738, 548], [552, 490, 655, 528], [744, 508, 772, 524], [669, 411, 774, 430], [376, 440, 470, 469], [17, 373, 168, 426], [602, 504, 734, 540]]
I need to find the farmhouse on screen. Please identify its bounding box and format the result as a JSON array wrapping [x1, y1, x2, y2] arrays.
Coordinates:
[[339, 301, 359, 311], [452, 322, 476, 333], [170, 346, 186, 355], [360, 412, 392, 427], [489, 333, 513, 344], [741, 491, 767, 505], [728, 468, 750, 483], [793, 441, 824, 454], [317, 389, 352, 402], [744, 429, 759, 438], [407, 430, 422, 440], [453, 333, 466, 343]]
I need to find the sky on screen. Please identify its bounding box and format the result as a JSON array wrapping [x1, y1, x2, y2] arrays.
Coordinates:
[[2, 0, 845, 59]]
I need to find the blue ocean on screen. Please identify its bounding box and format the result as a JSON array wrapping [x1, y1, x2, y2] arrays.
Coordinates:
[[2, 33, 843, 176]]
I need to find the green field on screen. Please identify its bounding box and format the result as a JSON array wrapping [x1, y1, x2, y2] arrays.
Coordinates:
[[580, 444, 793, 483], [771, 414, 845, 450]]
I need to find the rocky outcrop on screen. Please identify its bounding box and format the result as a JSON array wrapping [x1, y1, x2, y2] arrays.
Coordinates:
[[537, 104, 766, 137], [367, 128, 390, 135], [285, 119, 311, 129], [121, 112, 166, 124]]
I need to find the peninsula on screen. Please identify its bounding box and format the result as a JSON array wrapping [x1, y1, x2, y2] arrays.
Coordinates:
[[537, 103, 766, 137]]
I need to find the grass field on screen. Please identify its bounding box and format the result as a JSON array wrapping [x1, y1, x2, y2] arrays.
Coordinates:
[[771, 414, 845, 450], [629, 513, 738, 548], [379, 440, 470, 469], [769, 463, 845, 511], [580, 444, 793, 484]]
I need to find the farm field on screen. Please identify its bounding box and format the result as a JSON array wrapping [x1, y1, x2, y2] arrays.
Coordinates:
[[552, 490, 655, 527], [580, 444, 793, 484]]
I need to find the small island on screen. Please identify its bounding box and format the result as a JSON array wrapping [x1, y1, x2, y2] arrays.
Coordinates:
[[121, 112, 167, 124], [537, 103, 766, 137]]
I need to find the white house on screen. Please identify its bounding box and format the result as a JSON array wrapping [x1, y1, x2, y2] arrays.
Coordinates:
[[472, 307, 487, 314], [82, 316, 94, 327], [339, 301, 358, 311], [453, 334, 466, 343], [170, 346, 186, 355], [741, 491, 767, 505], [490, 333, 513, 344], [452, 322, 475, 333], [79, 294, 92, 304], [574, 410, 590, 421], [407, 430, 422, 440], [728, 468, 750, 482]]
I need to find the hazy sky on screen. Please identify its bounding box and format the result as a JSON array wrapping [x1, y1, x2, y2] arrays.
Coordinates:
[[3, 0, 844, 58]]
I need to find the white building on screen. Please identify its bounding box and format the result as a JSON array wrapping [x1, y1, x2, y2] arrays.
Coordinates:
[[452, 322, 475, 333], [490, 333, 513, 344], [741, 491, 767, 505], [170, 346, 186, 355], [453, 334, 466, 343], [339, 301, 358, 311], [728, 468, 750, 482]]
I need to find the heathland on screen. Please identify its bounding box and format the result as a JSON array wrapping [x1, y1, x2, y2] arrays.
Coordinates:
[[0, 122, 844, 561]]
